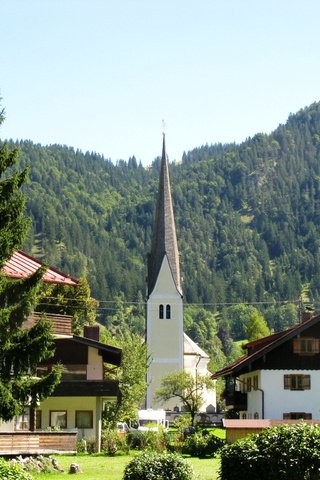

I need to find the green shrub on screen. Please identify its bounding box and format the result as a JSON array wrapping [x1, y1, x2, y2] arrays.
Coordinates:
[[0, 458, 33, 480], [126, 430, 166, 452], [123, 451, 194, 480], [220, 422, 320, 480], [184, 431, 225, 457]]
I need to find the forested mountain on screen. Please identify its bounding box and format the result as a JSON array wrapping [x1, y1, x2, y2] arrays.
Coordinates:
[[8, 102, 320, 323]]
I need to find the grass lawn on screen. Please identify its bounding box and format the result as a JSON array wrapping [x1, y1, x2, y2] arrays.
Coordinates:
[[32, 454, 221, 480]]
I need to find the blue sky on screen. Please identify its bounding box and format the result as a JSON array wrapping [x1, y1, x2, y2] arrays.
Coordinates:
[[1, 0, 320, 166]]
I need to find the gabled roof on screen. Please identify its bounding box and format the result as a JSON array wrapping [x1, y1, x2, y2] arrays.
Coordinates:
[[71, 335, 122, 366], [184, 333, 209, 358], [3, 250, 78, 286], [213, 313, 320, 379], [147, 135, 182, 297]]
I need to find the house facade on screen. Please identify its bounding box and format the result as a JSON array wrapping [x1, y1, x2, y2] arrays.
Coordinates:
[[2, 251, 122, 452], [214, 313, 320, 421]]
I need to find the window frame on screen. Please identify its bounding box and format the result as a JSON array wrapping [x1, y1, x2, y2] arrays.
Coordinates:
[[293, 337, 319, 355], [284, 374, 311, 391], [50, 410, 67, 429], [75, 410, 93, 429]]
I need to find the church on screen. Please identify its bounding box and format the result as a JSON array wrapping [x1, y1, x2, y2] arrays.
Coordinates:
[[146, 135, 216, 412]]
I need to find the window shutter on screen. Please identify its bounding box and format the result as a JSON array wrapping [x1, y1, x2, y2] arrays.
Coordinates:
[[303, 375, 311, 390], [284, 375, 290, 389], [293, 339, 300, 353]]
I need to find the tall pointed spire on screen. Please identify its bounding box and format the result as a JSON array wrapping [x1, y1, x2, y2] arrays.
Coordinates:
[[147, 134, 182, 297]]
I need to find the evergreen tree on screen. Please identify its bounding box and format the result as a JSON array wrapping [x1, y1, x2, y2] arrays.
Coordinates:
[[0, 106, 61, 421]]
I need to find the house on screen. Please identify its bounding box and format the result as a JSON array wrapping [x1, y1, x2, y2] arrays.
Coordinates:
[[146, 135, 215, 411], [213, 312, 320, 423], [1, 250, 122, 453]]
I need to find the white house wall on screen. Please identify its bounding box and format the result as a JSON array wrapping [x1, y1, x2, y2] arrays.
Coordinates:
[[240, 370, 320, 420]]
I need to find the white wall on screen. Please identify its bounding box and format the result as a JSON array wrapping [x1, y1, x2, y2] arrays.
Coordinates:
[[147, 256, 184, 409], [240, 370, 320, 420]]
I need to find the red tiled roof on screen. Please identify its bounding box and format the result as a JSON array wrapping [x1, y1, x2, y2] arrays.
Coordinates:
[[213, 313, 320, 379], [3, 250, 78, 286]]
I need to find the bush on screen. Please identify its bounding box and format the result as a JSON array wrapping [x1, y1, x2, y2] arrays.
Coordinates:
[[220, 422, 320, 480], [123, 451, 194, 480], [101, 428, 129, 455], [126, 430, 166, 452], [183, 431, 225, 457], [0, 458, 33, 480]]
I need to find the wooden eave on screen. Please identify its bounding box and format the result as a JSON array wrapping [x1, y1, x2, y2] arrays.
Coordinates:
[[52, 380, 120, 397], [213, 313, 320, 379], [66, 335, 122, 366]]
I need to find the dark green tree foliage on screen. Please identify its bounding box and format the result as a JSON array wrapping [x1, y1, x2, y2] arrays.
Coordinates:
[[0, 109, 61, 421], [6, 101, 320, 343]]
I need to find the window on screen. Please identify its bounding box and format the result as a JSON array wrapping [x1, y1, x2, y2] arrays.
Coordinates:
[[15, 408, 29, 430], [166, 304, 171, 319], [254, 412, 259, 419], [284, 374, 311, 390], [50, 410, 67, 429], [159, 305, 164, 319], [75, 411, 93, 429], [241, 413, 247, 419], [293, 338, 319, 354], [283, 412, 312, 420], [246, 377, 252, 392], [253, 375, 258, 390]]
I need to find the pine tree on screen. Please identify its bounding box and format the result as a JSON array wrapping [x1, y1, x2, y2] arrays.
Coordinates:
[[0, 105, 61, 421]]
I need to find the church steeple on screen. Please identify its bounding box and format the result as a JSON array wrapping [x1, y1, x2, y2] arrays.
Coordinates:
[[147, 134, 182, 297]]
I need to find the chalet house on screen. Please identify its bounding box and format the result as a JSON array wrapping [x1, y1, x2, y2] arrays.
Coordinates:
[[213, 312, 320, 422], [1, 250, 122, 453]]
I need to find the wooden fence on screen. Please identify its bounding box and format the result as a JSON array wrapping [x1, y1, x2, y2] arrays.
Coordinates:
[[0, 431, 77, 455]]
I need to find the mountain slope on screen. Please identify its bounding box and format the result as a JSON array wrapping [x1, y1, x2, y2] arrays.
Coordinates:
[[9, 101, 320, 315]]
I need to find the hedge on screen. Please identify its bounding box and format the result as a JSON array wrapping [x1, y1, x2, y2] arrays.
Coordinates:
[[220, 422, 320, 480]]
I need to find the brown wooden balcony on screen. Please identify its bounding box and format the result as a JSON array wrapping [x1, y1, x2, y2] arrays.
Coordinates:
[[225, 391, 247, 410]]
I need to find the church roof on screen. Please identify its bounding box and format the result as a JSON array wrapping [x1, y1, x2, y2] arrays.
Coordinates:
[[3, 250, 78, 286], [147, 135, 182, 296], [183, 332, 210, 358]]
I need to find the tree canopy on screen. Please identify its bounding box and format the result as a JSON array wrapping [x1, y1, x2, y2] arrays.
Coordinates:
[[155, 370, 214, 426]]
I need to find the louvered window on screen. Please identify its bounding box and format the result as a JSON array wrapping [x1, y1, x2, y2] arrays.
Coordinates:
[[293, 338, 319, 354]]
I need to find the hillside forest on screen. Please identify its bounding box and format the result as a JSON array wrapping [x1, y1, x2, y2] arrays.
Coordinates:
[[4, 101, 320, 371]]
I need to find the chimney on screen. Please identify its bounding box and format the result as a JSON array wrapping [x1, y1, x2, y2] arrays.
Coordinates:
[[84, 325, 100, 341]]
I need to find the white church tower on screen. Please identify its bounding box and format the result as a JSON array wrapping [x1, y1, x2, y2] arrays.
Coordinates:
[[146, 134, 184, 409]]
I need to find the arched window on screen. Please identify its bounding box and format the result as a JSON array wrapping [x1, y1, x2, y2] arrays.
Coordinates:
[[159, 304, 164, 319], [166, 304, 171, 319], [254, 412, 259, 419]]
